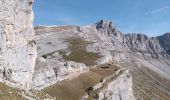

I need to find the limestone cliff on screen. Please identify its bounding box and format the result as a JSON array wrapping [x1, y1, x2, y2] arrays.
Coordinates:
[[0, 0, 37, 90], [81, 20, 170, 60], [125, 33, 168, 58], [158, 33, 170, 55], [98, 70, 135, 100]]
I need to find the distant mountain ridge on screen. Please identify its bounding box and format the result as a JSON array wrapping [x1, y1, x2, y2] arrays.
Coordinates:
[[93, 20, 170, 58]]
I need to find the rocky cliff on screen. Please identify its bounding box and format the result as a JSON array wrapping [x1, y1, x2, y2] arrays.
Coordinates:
[[97, 70, 135, 100], [81, 20, 170, 60], [125, 33, 168, 58], [0, 0, 37, 90], [158, 33, 170, 55]]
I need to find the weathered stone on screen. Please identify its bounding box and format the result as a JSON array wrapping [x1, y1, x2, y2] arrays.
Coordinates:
[[32, 58, 88, 90], [0, 0, 37, 90], [98, 70, 135, 100]]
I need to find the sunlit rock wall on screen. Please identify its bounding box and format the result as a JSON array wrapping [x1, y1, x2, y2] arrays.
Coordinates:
[[0, 0, 37, 90]]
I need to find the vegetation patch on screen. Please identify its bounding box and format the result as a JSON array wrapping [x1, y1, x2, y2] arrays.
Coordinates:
[[0, 82, 55, 100], [34, 26, 46, 30], [0, 83, 25, 100], [49, 26, 76, 31], [43, 64, 119, 100], [59, 38, 102, 66]]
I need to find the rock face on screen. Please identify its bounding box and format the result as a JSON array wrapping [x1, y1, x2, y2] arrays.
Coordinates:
[[80, 69, 135, 100], [98, 70, 135, 100], [80, 20, 170, 76], [158, 33, 170, 55], [80, 20, 130, 63], [32, 57, 88, 90], [0, 0, 36, 90], [125, 33, 168, 58], [81, 20, 170, 61]]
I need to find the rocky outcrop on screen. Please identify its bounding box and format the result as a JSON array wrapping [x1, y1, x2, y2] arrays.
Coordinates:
[[80, 20, 170, 62], [35, 26, 78, 57], [125, 33, 168, 58], [98, 70, 135, 100], [80, 20, 130, 63], [80, 69, 135, 100], [157, 33, 170, 55], [95, 20, 124, 42], [0, 0, 37, 90], [32, 57, 88, 90]]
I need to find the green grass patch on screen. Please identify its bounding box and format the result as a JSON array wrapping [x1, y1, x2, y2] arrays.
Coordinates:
[[0, 83, 25, 100], [59, 38, 102, 66], [0, 83, 55, 100], [34, 26, 46, 30]]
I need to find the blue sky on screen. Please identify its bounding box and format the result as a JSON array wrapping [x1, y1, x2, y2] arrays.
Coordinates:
[[33, 0, 170, 36]]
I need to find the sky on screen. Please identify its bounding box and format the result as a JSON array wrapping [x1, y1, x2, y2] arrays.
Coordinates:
[[33, 0, 170, 37]]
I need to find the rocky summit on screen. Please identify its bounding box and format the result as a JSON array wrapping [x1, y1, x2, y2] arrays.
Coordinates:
[[0, 0, 170, 100]]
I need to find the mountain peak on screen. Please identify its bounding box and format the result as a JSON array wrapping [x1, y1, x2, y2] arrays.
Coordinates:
[[95, 20, 114, 29], [163, 32, 170, 37]]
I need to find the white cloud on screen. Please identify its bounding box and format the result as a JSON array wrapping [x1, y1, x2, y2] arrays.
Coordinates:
[[145, 6, 170, 15]]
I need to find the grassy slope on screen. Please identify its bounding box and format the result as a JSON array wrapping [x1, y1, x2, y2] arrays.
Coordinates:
[[0, 82, 55, 100], [60, 38, 102, 66], [0, 83, 25, 100], [43, 64, 118, 100], [124, 62, 170, 100]]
